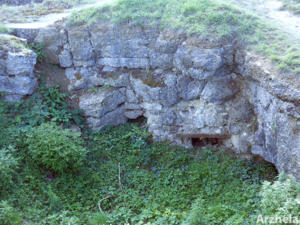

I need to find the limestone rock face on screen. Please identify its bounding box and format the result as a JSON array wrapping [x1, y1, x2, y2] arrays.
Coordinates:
[[35, 27, 67, 64], [0, 39, 37, 102], [79, 88, 127, 130], [34, 23, 300, 180]]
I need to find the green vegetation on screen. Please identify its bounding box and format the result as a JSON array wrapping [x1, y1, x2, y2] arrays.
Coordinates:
[[0, 24, 9, 34], [0, 146, 19, 195], [280, 0, 300, 14], [259, 174, 300, 223], [28, 42, 45, 63], [0, 35, 26, 51], [0, 84, 299, 224], [69, 0, 300, 75], [24, 123, 86, 173]]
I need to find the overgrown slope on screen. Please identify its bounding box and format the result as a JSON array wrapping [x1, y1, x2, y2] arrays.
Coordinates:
[[0, 85, 299, 224]]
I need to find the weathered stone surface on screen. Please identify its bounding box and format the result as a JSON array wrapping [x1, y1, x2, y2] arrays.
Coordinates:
[[149, 51, 173, 69], [59, 49, 73, 68], [35, 27, 66, 64], [11, 28, 40, 43], [68, 26, 95, 67], [101, 39, 149, 58], [177, 76, 205, 101], [0, 40, 37, 102], [174, 44, 223, 79], [6, 50, 36, 76], [154, 29, 185, 54], [201, 75, 239, 104], [0, 75, 37, 95], [126, 89, 139, 103], [90, 22, 153, 59], [65, 67, 97, 91], [79, 88, 127, 129], [86, 106, 127, 130], [246, 83, 300, 178], [90, 73, 129, 88], [160, 87, 178, 106], [125, 110, 144, 119], [33, 23, 300, 180], [97, 58, 149, 69]]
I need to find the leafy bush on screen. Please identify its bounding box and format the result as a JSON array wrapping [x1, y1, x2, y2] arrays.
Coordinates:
[[0, 146, 18, 194], [257, 174, 300, 224], [86, 212, 109, 225], [0, 97, 11, 148], [5, 84, 86, 128], [0, 201, 22, 225], [43, 211, 81, 225], [182, 150, 270, 225], [24, 123, 86, 173]]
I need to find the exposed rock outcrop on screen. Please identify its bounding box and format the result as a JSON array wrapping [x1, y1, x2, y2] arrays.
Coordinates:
[[10, 22, 299, 180], [0, 35, 37, 102]]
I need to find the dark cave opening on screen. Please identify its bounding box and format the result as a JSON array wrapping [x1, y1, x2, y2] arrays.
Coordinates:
[[127, 115, 146, 123], [191, 137, 223, 147], [252, 154, 279, 174]]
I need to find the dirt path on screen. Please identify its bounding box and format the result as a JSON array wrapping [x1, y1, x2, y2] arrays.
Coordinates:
[[5, 0, 116, 29], [226, 0, 300, 42]]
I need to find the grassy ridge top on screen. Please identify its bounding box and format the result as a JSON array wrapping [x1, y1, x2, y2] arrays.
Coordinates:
[[69, 0, 300, 76], [69, 0, 258, 40]]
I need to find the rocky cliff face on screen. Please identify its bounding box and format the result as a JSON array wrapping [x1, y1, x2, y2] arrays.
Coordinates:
[[0, 35, 37, 102], [5, 22, 300, 180]]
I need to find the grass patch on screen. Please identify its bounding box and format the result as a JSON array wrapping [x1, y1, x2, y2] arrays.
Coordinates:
[[0, 24, 9, 34], [68, 0, 300, 76], [0, 34, 27, 51]]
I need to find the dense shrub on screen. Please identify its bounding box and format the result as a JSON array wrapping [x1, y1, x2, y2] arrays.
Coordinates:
[[0, 95, 12, 148], [257, 174, 300, 224], [0, 146, 18, 194], [5, 84, 85, 128], [0, 201, 22, 225], [24, 123, 86, 173]]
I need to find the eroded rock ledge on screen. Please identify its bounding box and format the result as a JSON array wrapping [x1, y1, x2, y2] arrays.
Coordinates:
[[0, 35, 37, 102], [8, 22, 300, 180]]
